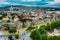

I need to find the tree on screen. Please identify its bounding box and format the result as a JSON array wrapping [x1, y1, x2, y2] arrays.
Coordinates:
[[38, 25, 47, 34], [30, 20, 60, 40], [51, 20, 60, 29], [30, 29, 41, 40], [40, 34, 48, 40], [3, 24, 10, 30], [26, 25, 35, 31], [46, 23, 54, 32], [39, 27, 47, 34], [8, 35, 13, 40], [20, 19, 28, 28], [48, 36, 60, 40], [15, 34, 19, 39], [2, 14, 7, 18], [8, 27, 17, 34], [29, 18, 34, 26], [39, 25, 46, 29], [7, 20, 10, 23], [20, 19, 32, 28], [16, 14, 33, 28]]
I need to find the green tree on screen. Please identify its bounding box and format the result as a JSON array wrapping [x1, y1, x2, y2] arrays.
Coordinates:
[[46, 24, 54, 32], [26, 25, 35, 31], [38, 27, 47, 34], [7, 20, 10, 23], [8, 27, 17, 34], [40, 34, 48, 40], [39, 25, 47, 34], [20, 19, 28, 28], [8, 35, 13, 40], [48, 36, 59, 40], [2, 14, 7, 18], [51, 20, 60, 29], [40, 25, 46, 29], [15, 34, 19, 39], [30, 29, 41, 40], [3, 24, 10, 30]]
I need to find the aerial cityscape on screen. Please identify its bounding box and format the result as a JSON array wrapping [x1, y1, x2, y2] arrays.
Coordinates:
[[0, 0, 60, 40]]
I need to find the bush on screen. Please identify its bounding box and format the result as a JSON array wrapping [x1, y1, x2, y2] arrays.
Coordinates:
[[8, 35, 13, 40], [15, 34, 19, 39]]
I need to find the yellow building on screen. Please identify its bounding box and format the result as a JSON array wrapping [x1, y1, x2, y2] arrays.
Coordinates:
[[2, 17, 9, 21]]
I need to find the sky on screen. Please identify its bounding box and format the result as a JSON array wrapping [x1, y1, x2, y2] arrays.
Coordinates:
[[0, 0, 60, 7]]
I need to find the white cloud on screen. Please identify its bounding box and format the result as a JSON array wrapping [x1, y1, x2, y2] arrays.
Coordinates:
[[0, 0, 10, 4], [48, 0, 60, 5], [21, 0, 41, 1]]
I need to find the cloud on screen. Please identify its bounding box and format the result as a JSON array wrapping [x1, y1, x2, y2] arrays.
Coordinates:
[[21, 0, 41, 1], [48, 0, 60, 5], [0, 0, 60, 7], [0, 0, 10, 4]]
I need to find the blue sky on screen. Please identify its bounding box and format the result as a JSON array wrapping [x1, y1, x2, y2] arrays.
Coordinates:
[[0, 0, 60, 7]]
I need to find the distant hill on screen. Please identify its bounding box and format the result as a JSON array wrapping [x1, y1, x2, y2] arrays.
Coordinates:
[[0, 5, 60, 11]]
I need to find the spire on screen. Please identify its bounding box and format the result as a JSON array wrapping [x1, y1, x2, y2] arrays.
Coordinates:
[[9, 6, 13, 11]]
